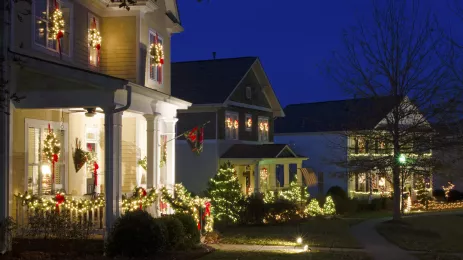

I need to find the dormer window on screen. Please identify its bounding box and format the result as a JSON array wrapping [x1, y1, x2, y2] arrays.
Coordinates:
[[149, 30, 164, 85], [225, 111, 239, 140], [246, 86, 252, 100]]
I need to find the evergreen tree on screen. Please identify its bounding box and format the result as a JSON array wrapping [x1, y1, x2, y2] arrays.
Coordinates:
[[279, 175, 310, 205], [305, 199, 323, 217], [415, 175, 431, 210], [323, 196, 336, 215], [207, 161, 244, 224]]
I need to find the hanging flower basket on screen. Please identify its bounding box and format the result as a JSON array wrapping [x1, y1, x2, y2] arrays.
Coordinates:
[[72, 138, 87, 173], [149, 43, 164, 67]]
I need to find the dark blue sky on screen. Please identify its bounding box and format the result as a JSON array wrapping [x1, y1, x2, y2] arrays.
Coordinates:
[[171, 0, 458, 107]]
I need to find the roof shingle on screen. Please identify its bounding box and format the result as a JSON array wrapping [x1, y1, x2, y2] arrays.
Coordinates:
[[171, 57, 257, 104]]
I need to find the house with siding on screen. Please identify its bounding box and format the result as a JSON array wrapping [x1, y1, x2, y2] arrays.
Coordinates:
[[1, 0, 191, 239], [172, 57, 307, 195], [274, 96, 433, 200]]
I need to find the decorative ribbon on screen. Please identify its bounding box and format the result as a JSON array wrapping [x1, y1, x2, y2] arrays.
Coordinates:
[[139, 188, 147, 210], [93, 162, 99, 187], [159, 200, 167, 213], [198, 201, 211, 230]]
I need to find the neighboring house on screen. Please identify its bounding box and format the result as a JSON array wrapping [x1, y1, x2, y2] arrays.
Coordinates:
[[172, 57, 307, 195], [274, 96, 432, 199], [2, 0, 191, 234]]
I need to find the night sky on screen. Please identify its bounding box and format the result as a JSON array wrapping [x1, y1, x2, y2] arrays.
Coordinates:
[[171, 0, 459, 107]]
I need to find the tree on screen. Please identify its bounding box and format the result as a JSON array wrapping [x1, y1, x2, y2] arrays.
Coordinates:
[[415, 174, 431, 210], [323, 196, 336, 216], [327, 0, 462, 220], [207, 161, 244, 224]]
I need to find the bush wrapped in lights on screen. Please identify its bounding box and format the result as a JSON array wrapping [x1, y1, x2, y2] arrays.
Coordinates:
[[323, 196, 336, 215], [264, 176, 310, 205], [305, 199, 323, 217], [160, 184, 213, 233], [122, 187, 158, 212]]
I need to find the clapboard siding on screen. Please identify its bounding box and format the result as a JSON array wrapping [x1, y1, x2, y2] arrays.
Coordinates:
[[100, 16, 137, 82], [121, 117, 137, 193]]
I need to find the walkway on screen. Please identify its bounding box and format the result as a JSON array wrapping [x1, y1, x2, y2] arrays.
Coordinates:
[[350, 217, 417, 260], [210, 243, 366, 253]]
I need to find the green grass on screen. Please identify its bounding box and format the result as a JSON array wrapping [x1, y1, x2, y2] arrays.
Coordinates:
[[199, 250, 372, 260], [218, 218, 362, 248], [413, 253, 461, 260], [376, 215, 463, 253]]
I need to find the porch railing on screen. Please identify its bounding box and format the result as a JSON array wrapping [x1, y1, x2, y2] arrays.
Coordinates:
[[14, 195, 106, 234]]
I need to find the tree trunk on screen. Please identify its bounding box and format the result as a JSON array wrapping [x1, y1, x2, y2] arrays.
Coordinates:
[[392, 164, 401, 220]]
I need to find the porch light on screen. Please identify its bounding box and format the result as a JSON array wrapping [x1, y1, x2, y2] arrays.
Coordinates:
[[41, 164, 51, 176]]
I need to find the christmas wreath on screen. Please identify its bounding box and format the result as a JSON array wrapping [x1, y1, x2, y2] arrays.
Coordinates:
[[149, 42, 164, 67], [73, 138, 87, 173], [88, 28, 102, 50], [49, 4, 65, 41], [43, 124, 61, 182]]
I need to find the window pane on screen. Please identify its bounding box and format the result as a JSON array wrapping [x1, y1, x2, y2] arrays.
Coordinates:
[[35, 0, 47, 18], [28, 128, 40, 164], [27, 165, 39, 194], [61, 5, 71, 55], [35, 19, 47, 47]]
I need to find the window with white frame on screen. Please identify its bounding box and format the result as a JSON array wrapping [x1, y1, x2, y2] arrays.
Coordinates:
[[34, 0, 72, 56], [149, 30, 164, 84], [258, 116, 269, 142], [26, 120, 67, 195], [88, 13, 100, 67], [245, 114, 252, 132], [225, 111, 239, 140]]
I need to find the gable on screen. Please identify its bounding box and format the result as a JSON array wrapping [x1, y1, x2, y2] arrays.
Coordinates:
[[375, 97, 431, 129], [228, 68, 271, 108]]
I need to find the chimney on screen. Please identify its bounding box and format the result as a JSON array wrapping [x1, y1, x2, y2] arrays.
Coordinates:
[[212, 52, 216, 60]]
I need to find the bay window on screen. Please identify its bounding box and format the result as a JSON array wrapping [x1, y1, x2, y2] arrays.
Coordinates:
[[34, 0, 72, 56]]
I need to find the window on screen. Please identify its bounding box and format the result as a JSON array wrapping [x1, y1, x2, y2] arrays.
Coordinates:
[[26, 120, 67, 195], [246, 86, 252, 100], [245, 114, 252, 132], [225, 111, 239, 140], [258, 116, 269, 142], [149, 30, 163, 84], [88, 13, 100, 67], [34, 0, 71, 56]]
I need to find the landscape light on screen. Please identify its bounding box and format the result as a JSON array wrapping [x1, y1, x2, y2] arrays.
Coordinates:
[[303, 244, 310, 252], [296, 237, 303, 244]]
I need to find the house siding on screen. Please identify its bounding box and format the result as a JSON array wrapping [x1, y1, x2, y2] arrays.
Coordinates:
[[229, 70, 271, 108], [274, 133, 349, 197], [100, 16, 137, 82]]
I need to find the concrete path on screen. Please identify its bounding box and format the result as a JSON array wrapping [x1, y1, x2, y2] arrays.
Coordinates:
[[210, 243, 366, 253], [350, 217, 418, 260]]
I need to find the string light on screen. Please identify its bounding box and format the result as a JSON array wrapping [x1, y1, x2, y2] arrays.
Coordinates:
[[121, 187, 157, 212], [150, 43, 164, 67], [323, 196, 336, 215], [88, 28, 102, 50], [443, 182, 455, 199], [49, 8, 65, 40], [305, 199, 323, 217], [15, 192, 105, 213]]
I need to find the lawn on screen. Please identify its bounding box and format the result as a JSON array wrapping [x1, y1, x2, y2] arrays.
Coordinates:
[[413, 253, 461, 260], [376, 215, 463, 253], [199, 250, 372, 260], [218, 218, 362, 248]]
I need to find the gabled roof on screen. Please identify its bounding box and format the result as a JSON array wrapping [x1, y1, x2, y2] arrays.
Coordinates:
[[221, 144, 300, 159], [171, 57, 258, 104], [275, 96, 401, 133]]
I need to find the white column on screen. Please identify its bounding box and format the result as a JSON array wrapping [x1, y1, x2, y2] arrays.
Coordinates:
[[103, 109, 123, 239], [284, 163, 290, 187], [144, 114, 159, 189], [164, 118, 178, 190], [296, 162, 302, 186], [254, 162, 260, 193]]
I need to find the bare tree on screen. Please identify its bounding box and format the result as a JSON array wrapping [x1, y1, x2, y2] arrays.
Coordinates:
[[327, 0, 463, 220]]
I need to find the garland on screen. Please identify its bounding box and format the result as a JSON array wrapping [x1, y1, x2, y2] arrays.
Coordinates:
[[138, 156, 147, 171], [15, 192, 105, 213], [88, 17, 101, 65], [122, 187, 157, 212], [43, 124, 60, 183], [49, 0, 65, 55], [72, 138, 87, 173]]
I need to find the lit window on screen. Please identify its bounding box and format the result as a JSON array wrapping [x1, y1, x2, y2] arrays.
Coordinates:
[[34, 0, 71, 56], [88, 13, 101, 67], [225, 111, 239, 140], [149, 30, 163, 84], [258, 116, 269, 142], [245, 114, 252, 132]]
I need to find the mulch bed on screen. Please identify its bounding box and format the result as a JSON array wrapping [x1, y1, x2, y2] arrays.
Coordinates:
[[0, 238, 214, 260]]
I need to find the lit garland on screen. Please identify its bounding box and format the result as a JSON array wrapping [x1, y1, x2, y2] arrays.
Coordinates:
[[150, 43, 164, 67], [323, 196, 336, 215], [122, 187, 157, 212], [412, 200, 463, 211], [49, 6, 65, 41], [348, 153, 432, 157], [279, 176, 310, 204], [15, 192, 105, 213], [160, 184, 214, 232], [88, 29, 102, 50], [207, 162, 243, 223], [305, 199, 323, 217], [404, 194, 412, 213]]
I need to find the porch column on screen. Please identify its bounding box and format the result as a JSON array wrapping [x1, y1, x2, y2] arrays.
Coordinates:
[[254, 162, 260, 193], [164, 118, 178, 190], [296, 162, 302, 185], [0, 104, 10, 252], [144, 114, 159, 189], [283, 163, 290, 187], [104, 109, 123, 238]]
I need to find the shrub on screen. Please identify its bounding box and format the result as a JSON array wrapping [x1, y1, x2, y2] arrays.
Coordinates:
[[265, 199, 299, 223], [240, 194, 266, 225], [174, 213, 200, 248], [326, 186, 349, 214], [105, 210, 167, 257], [327, 186, 348, 200], [323, 196, 336, 215], [159, 216, 186, 250], [305, 199, 323, 216]]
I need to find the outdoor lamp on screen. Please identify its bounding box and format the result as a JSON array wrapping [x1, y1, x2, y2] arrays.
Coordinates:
[[296, 237, 303, 244]]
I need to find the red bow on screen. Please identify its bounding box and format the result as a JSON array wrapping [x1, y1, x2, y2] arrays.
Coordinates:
[[55, 193, 65, 212], [187, 127, 198, 142], [139, 188, 147, 210], [204, 201, 211, 217], [93, 162, 99, 187], [52, 153, 58, 182]]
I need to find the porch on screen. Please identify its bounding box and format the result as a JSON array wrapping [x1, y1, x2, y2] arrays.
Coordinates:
[[219, 144, 308, 196], [4, 52, 191, 235]]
